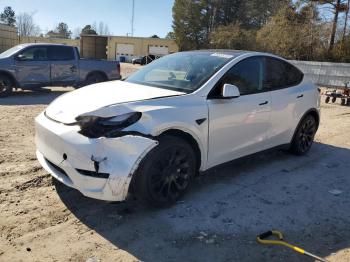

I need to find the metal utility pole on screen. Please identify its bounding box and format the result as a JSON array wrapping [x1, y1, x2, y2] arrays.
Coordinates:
[[131, 0, 135, 36]]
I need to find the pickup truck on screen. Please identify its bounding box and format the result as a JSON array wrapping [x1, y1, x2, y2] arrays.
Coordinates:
[[0, 43, 121, 97]]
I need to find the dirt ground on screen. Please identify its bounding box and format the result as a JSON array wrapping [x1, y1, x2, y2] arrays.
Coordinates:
[[1, 63, 350, 262]]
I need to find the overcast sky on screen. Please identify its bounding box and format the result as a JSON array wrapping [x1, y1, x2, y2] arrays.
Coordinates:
[[0, 0, 175, 38]]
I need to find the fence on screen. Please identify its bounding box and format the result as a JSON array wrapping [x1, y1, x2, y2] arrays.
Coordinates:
[[0, 24, 19, 53], [290, 60, 350, 88]]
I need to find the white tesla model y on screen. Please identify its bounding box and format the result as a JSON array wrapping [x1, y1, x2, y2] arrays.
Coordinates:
[[35, 51, 320, 206]]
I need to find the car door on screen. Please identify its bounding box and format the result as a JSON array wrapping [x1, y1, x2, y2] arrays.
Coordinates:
[[264, 57, 305, 146], [207, 56, 271, 168], [14, 46, 50, 88], [48, 46, 78, 86]]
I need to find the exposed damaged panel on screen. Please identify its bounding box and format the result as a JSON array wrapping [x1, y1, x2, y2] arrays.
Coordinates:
[[36, 111, 159, 201]]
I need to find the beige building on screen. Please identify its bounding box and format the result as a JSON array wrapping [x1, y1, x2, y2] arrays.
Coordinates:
[[80, 35, 178, 61], [107, 35, 178, 61]]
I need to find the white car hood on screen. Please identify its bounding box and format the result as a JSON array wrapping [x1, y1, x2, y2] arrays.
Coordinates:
[[45, 80, 185, 124]]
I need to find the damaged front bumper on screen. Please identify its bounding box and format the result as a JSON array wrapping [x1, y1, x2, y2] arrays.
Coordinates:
[[35, 112, 158, 201]]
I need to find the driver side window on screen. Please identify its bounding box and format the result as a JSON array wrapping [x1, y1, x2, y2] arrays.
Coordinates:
[[18, 47, 48, 61], [222, 57, 264, 95]]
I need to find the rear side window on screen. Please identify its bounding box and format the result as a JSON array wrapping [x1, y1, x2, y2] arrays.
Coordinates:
[[48, 46, 75, 61], [264, 57, 303, 89], [221, 57, 265, 95]]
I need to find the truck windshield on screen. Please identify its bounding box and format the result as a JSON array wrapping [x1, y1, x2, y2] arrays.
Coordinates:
[[0, 45, 24, 58], [125, 51, 233, 93]]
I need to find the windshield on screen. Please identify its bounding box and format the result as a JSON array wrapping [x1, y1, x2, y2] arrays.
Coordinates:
[[125, 51, 233, 93], [0, 45, 24, 58]]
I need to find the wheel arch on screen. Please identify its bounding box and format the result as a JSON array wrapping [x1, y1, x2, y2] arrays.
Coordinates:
[[86, 70, 108, 81], [0, 70, 18, 87], [158, 129, 202, 171], [291, 108, 320, 144]]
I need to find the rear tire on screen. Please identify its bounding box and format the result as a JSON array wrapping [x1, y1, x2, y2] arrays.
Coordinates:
[[133, 135, 197, 207], [332, 96, 336, 103], [290, 115, 317, 155], [0, 74, 14, 98], [325, 96, 330, 103], [85, 72, 106, 86]]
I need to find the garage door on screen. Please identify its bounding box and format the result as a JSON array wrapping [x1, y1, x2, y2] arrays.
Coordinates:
[[116, 44, 134, 56], [148, 45, 169, 56]]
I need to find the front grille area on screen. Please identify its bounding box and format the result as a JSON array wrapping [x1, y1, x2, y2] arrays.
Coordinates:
[[45, 157, 109, 179], [45, 158, 70, 179], [76, 169, 110, 179]]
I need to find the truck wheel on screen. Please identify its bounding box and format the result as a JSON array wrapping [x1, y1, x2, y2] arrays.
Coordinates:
[[347, 98, 350, 106], [331, 96, 336, 103], [290, 115, 317, 155], [325, 96, 330, 103], [0, 74, 14, 98], [85, 72, 106, 86], [341, 98, 346, 106], [133, 135, 197, 207]]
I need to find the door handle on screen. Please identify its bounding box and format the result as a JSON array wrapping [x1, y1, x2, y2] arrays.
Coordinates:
[[259, 101, 268, 106], [70, 65, 77, 71], [297, 94, 304, 98]]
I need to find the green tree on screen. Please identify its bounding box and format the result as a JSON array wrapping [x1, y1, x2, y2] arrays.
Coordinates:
[[81, 25, 97, 35], [56, 22, 72, 38], [210, 23, 257, 50], [309, 0, 348, 51], [172, 0, 206, 50], [172, 0, 291, 50], [256, 5, 325, 60], [244, 0, 290, 28], [150, 35, 160, 38], [0, 6, 16, 26], [165, 31, 175, 39]]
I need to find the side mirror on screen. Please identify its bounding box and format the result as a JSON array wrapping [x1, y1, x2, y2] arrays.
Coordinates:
[[222, 84, 240, 99], [15, 54, 26, 61]]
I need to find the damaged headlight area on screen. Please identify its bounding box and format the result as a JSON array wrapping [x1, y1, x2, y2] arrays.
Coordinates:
[[76, 112, 142, 138]]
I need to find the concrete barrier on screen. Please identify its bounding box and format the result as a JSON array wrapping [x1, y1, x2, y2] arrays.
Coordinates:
[[290, 60, 350, 88]]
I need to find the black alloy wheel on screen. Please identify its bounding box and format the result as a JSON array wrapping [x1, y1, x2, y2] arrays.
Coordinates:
[[134, 135, 196, 207], [0, 75, 14, 98], [290, 115, 317, 155]]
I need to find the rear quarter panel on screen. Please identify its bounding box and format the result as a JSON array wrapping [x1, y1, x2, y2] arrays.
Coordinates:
[[78, 59, 120, 82], [269, 80, 320, 146]]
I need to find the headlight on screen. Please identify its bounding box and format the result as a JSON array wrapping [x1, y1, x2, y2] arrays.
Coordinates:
[[76, 112, 142, 138]]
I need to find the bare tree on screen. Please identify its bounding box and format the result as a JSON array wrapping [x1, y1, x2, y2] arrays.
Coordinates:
[[16, 12, 41, 37], [91, 21, 110, 35], [92, 22, 97, 33], [72, 27, 82, 39], [98, 21, 110, 35]]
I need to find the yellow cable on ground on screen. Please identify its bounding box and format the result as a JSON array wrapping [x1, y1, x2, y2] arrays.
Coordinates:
[[257, 230, 328, 262]]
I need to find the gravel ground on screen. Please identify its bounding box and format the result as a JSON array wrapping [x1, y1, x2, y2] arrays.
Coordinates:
[[0, 64, 350, 262]]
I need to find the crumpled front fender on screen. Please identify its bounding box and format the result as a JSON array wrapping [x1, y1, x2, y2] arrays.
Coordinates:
[[95, 135, 158, 199]]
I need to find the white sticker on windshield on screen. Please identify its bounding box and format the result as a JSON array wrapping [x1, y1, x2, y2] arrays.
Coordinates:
[[211, 53, 233, 59]]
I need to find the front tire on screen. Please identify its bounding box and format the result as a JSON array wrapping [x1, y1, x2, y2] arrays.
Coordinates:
[[290, 115, 317, 155], [134, 135, 197, 207], [0, 74, 14, 98]]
